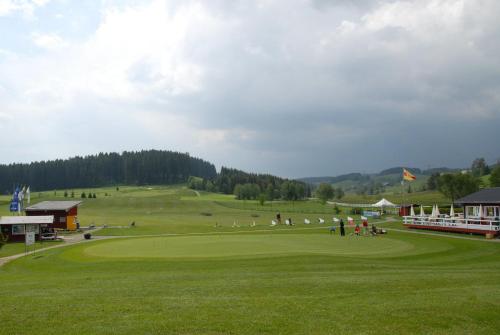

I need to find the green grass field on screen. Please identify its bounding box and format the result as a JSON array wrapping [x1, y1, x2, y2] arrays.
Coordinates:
[[1, 186, 499, 334]]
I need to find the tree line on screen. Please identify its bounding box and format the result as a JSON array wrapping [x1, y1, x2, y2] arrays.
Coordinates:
[[188, 167, 311, 201], [315, 183, 345, 204], [0, 150, 217, 193], [425, 157, 500, 201]]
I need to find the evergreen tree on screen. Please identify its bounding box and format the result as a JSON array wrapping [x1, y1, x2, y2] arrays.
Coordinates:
[[0, 150, 216, 191], [265, 184, 275, 201], [335, 187, 344, 200], [490, 165, 500, 187], [258, 193, 266, 206], [471, 158, 489, 177], [427, 173, 439, 190], [316, 183, 334, 204]]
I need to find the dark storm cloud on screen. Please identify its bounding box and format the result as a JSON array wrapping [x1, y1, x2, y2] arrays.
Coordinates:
[[1, 0, 499, 177]]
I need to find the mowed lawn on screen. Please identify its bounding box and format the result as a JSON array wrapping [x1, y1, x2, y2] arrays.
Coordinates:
[[1, 186, 500, 334], [1, 230, 500, 334]]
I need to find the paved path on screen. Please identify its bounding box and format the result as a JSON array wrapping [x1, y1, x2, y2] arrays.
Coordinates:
[[0, 228, 109, 267]]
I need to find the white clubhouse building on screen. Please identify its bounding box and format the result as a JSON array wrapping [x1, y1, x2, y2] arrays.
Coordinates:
[[403, 188, 500, 236]]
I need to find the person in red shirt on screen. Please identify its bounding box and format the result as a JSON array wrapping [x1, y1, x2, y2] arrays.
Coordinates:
[[362, 219, 368, 235]]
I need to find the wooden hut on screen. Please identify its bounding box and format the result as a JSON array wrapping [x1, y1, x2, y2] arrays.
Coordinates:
[[399, 204, 418, 217], [25, 201, 82, 231]]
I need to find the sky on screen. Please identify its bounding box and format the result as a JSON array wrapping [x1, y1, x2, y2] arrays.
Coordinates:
[[0, 0, 499, 178]]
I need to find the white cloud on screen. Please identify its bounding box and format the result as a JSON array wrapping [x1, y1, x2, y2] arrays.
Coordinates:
[[0, 0, 50, 17], [361, 0, 466, 34], [32, 32, 67, 49], [0, 0, 499, 175]]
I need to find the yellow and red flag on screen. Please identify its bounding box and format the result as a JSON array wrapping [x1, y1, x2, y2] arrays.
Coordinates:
[[403, 168, 416, 181]]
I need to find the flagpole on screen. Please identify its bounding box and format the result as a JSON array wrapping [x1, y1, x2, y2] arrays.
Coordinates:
[[401, 179, 404, 215]]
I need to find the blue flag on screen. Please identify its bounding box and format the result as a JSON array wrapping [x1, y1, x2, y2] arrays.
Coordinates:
[[9, 186, 19, 212]]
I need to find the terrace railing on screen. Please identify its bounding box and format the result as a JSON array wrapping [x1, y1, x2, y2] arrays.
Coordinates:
[[403, 215, 500, 232]]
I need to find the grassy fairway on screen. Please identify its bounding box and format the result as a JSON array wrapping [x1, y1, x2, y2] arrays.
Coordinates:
[[1, 186, 500, 334], [0, 240, 62, 258], [83, 234, 418, 259], [1, 230, 500, 334], [1, 185, 369, 236]]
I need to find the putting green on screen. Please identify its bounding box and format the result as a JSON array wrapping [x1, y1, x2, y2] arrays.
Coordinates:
[[82, 233, 438, 259]]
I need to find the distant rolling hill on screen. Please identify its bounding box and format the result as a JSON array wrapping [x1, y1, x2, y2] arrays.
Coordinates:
[[297, 166, 463, 195]]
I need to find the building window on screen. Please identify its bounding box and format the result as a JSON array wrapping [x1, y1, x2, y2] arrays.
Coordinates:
[[59, 217, 66, 223], [466, 206, 478, 217], [26, 224, 40, 234], [12, 225, 25, 235], [485, 206, 499, 218]]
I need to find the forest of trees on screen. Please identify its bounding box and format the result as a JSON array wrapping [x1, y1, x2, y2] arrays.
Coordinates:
[[189, 167, 310, 201], [426, 157, 499, 197], [0, 150, 217, 193]]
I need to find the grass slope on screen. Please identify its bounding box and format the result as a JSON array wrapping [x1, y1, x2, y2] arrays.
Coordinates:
[[1, 230, 500, 334], [1, 186, 499, 334]]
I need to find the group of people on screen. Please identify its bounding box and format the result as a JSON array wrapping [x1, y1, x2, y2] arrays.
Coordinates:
[[330, 218, 382, 236], [275, 212, 382, 237]]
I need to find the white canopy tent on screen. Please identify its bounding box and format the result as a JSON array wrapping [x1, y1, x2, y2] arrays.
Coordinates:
[[372, 198, 397, 208]]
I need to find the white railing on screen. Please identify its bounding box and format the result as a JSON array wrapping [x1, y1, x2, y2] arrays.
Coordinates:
[[403, 215, 500, 232]]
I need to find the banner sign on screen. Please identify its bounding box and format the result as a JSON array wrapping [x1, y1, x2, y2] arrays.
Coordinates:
[[10, 186, 20, 212], [10, 200, 19, 212], [25, 231, 35, 246]]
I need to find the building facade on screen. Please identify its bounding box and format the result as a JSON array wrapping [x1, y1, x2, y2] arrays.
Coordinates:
[[25, 201, 82, 230], [403, 188, 500, 236], [0, 216, 54, 242]]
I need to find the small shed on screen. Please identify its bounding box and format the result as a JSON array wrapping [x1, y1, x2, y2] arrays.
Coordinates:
[[26, 201, 82, 231], [0, 216, 54, 242], [399, 204, 418, 217]]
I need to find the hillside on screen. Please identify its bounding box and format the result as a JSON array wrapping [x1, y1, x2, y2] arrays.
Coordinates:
[[298, 167, 429, 194], [0, 150, 216, 193]]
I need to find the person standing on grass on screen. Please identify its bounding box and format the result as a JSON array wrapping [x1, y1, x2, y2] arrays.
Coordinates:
[[276, 212, 281, 225], [362, 218, 368, 236], [340, 218, 345, 236]]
